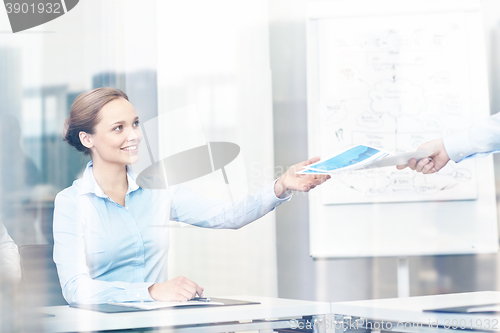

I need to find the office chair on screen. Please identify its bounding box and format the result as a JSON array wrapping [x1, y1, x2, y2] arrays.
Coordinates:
[[18, 244, 67, 306]]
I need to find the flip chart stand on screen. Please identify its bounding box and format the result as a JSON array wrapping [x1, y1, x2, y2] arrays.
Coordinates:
[[397, 257, 410, 298]]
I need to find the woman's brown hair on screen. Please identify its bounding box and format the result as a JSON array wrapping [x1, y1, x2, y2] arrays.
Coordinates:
[[63, 87, 129, 155]]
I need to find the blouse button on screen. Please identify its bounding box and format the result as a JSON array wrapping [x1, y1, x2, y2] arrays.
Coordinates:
[[126, 206, 129, 210], [136, 292, 140, 297]]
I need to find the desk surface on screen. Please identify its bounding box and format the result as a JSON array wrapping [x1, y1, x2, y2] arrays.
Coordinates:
[[40, 295, 330, 333], [331, 291, 500, 327]]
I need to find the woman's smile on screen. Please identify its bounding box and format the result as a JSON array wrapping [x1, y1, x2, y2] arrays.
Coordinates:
[[121, 145, 138, 152]]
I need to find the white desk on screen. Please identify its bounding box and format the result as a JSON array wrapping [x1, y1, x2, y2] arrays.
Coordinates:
[[39, 295, 330, 333], [331, 291, 500, 333]]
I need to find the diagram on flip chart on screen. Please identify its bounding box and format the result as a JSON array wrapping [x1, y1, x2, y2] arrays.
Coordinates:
[[307, 0, 497, 258], [316, 12, 478, 204]]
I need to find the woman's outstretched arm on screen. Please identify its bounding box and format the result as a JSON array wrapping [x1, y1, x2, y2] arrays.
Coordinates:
[[170, 157, 330, 229]]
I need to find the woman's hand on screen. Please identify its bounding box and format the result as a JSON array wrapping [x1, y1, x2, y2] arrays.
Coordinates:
[[148, 276, 204, 302], [274, 156, 331, 197]]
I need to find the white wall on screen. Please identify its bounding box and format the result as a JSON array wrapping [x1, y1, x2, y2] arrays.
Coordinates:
[[157, 0, 279, 297], [482, 0, 500, 114]]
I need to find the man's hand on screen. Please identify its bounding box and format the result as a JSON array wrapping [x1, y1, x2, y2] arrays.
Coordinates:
[[148, 276, 204, 302], [274, 156, 331, 197], [396, 139, 450, 174]]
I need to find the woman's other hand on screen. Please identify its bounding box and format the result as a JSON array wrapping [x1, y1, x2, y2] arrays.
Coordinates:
[[148, 276, 204, 302], [274, 156, 331, 197]]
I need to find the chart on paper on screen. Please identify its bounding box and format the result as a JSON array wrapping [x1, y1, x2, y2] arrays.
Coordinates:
[[316, 11, 477, 204]]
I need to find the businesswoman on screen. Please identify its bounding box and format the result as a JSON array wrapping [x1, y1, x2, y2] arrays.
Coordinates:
[[53, 87, 329, 304]]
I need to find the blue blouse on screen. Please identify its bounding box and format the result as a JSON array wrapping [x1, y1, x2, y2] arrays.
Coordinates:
[[53, 161, 291, 304]]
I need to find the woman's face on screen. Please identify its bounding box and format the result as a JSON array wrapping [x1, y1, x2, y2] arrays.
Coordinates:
[[88, 97, 142, 166]]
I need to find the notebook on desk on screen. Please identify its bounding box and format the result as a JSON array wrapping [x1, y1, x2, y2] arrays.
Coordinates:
[[424, 303, 500, 314], [70, 297, 260, 313]]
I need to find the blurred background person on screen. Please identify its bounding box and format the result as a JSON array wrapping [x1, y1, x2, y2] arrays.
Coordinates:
[[0, 221, 21, 287], [0, 220, 21, 332]]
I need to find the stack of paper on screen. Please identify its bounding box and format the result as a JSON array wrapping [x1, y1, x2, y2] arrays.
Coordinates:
[[298, 145, 430, 174]]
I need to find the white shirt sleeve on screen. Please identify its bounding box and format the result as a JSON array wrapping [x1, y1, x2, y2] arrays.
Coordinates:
[[443, 112, 500, 162], [0, 222, 21, 286], [170, 179, 292, 229], [53, 192, 154, 305]]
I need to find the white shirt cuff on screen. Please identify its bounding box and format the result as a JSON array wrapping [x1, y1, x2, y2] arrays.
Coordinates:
[[443, 128, 474, 163], [124, 282, 155, 302], [269, 179, 292, 201]]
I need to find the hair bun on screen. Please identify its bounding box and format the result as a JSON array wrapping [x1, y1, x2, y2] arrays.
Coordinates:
[[62, 118, 70, 142], [62, 117, 86, 153]]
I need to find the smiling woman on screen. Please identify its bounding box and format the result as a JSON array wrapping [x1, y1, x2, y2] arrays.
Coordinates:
[[53, 87, 330, 305], [62, 88, 143, 205]]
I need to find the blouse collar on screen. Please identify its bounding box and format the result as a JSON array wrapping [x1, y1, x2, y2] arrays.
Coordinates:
[[78, 160, 140, 197]]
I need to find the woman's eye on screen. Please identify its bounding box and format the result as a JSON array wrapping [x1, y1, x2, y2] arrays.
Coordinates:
[[114, 125, 123, 131], [134, 120, 140, 127]]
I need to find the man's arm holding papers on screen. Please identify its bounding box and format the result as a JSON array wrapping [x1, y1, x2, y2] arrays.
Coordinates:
[[397, 112, 500, 174]]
